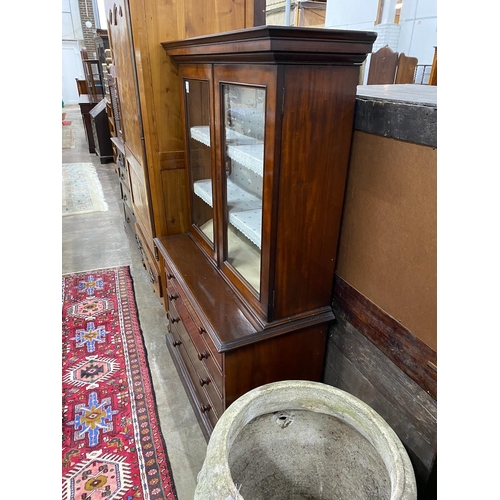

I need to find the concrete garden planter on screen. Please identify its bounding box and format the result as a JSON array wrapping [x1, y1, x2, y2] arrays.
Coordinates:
[[195, 380, 417, 500]]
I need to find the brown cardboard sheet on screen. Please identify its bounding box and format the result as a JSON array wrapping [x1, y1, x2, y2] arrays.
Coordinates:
[[336, 131, 437, 351]]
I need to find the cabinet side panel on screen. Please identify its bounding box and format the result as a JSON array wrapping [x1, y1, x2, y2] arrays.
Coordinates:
[[224, 324, 327, 407], [274, 65, 359, 319]]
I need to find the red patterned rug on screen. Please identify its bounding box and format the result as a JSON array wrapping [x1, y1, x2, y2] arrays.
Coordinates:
[[62, 266, 177, 500]]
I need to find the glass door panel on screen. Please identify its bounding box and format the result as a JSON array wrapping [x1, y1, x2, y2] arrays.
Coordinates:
[[185, 79, 214, 246], [222, 84, 265, 295]]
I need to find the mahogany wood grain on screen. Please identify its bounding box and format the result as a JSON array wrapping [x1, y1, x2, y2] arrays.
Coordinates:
[[224, 324, 326, 408], [162, 25, 377, 65], [158, 27, 375, 436], [274, 64, 359, 319]]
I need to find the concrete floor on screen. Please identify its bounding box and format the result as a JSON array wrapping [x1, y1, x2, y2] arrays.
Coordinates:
[[62, 104, 207, 499]]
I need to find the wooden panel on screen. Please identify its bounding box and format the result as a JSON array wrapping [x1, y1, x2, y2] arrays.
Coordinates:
[[105, 0, 143, 160], [323, 313, 436, 494], [395, 53, 418, 84], [367, 46, 398, 85], [274, 65, 359, 319], [160, 168, 190, 236], [125, 146, 152, 240], [123, 0, 253, 240], [336, 131, 437, 350], [224, 324, 326, 407], [332, 274, 437, 399], [158, 150, 185, 170]]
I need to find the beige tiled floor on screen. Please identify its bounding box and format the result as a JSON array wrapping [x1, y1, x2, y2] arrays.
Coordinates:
[[62, 104, 207, 499]]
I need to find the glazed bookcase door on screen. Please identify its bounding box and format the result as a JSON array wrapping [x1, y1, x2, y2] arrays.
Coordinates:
[[181, 65, 217, 262], [214, 65, 280, 320]]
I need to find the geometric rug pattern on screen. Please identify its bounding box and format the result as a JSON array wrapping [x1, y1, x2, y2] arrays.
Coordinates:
[[62, 163, 109, 217], [62, 266, 178, 499]]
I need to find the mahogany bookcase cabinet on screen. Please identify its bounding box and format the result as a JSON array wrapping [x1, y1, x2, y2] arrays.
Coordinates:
[[156, 26, 376, 439]]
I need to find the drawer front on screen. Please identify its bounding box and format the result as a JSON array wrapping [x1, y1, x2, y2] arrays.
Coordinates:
[[168, 290, 224, 396], [120, 180, 133, 212], [167, 330, 218, 430], [164, 265, 177, 295], [167, 277, 223, 372], [171, 320, 223, 418], [118, 159, 131, 193], [122, 203, 135, 234], [135, 225, 162, 298]]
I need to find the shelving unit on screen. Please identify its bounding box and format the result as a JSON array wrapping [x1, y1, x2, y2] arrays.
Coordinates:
[[156, 26, 376, 439]]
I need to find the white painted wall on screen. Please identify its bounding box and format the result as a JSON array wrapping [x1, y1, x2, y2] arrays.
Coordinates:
[[325, 0, 378, 31], [62, 0, 85, 104], [397, 0, 437, 64], [325, 0, 436, 81]]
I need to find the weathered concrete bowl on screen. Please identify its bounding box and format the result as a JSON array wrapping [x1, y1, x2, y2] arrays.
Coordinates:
[[195, 380, 417, 500]]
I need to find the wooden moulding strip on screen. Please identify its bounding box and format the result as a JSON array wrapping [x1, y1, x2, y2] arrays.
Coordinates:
[[332, 274, 437, 400]]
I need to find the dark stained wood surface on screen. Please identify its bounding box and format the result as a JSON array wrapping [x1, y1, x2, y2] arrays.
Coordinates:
[[332, 274, 437, 399], [156, 234, 258, 348], [157, 27, 375, 438], [78, 94, 100, 153], [274, 64, 359, 319], [162, 25, 377, 65], [155, 234, 334, 350]]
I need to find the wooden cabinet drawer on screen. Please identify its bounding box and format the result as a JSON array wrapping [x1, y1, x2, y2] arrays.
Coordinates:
[[123, 203, 135, 235], [167, 330, 218, 429], [168, 290, 223, 393], [164, 267, 177, 295], [119, 158, 132, 193], [171, 321, 223, 418], [135, 223, 162, 298], [166, 277, 223, 372], [120, 180, 133, 211]]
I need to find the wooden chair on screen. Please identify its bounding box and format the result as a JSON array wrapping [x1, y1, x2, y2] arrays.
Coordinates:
[[367, 46, 399, 85], [395, 53, 418, 84], [429, 47, 437, 85]]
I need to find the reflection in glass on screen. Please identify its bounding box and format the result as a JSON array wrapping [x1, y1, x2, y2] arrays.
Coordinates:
[[222, 84, 265, 295], [185, 79, 214, 245]]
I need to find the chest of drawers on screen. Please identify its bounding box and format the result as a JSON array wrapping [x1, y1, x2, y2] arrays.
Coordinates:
[[156, 234, 329, 439]]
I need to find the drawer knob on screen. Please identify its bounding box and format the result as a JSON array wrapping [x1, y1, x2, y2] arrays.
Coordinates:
[[171, 316, 180, 324], [200, 404, 211, 413], [172, 340, 182, 347], [200, 377, 211, 386], [168, 293, 179, 301], [198, 326, 206, 334], [198, 351, 209, 361]]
